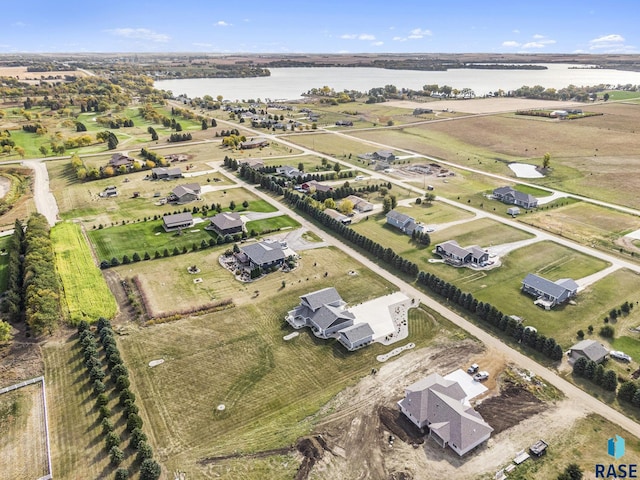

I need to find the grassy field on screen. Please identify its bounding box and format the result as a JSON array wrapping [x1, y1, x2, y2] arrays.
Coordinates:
[[117, 296, 453, 479], [429, 240, 612, 345], [51, 222, 117, 323], [44, 337, 141, 479], [347, 103, 640, 209], [504, 413, 640, 480], [245, 215, 300, 234], [115, 244, 396, 314], [0, 384, 49, 479], [519, 201, 640, 250]]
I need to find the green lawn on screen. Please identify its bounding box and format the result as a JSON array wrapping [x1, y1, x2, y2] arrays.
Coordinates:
[[245, 216, 300, 234], [51, 222, 117, 323]]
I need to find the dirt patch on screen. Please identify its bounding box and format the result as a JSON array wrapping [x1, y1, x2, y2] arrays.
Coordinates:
[[0, 340, 43, 389], [295, 435, 329, 480], [475, 384, 544, 435], [102, 269, 136, 324], [386, 98, 586, 115], [379, 406, 424, 445]]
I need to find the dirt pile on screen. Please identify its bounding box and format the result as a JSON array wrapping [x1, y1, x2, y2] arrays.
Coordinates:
[[295, 435, 329, 480], [475, 385, 543, 435]]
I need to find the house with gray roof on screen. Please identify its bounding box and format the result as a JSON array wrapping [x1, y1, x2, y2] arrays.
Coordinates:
[[240, 137, 269, 149], [162, 212, 194, 232], [208, 212, 244, 236], [276, 165, 303, 178], [373, 150, 396, 162], [168, 183, 201, 204], [344, 195, 374, 213], [286, 287, 376, 350], [337, 323, 374, 350], [521, 273, 578, 309], [435, 240, 489, 267], [152, 167, 182, 180], [398, 373, 493, 456], [236, 239, 295, 271], [493, 186, 538, 209], [569, 339, 609, 364], [386, 210, 418, 235]]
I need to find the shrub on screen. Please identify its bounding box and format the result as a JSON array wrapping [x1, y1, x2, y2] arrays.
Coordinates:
[[93, 379, 106, 395], [119, 389, 135, 406], [130, 427, 147, 449], [111, 364, 128, 381], [115, 375, 130, 391], [101, 417, 114, 434], [99, 405, 111, 420], [124, 399, 139, 416], [115, 468, 128, 480], [600, 325, 615, 338], [96, 393, 109, 408]]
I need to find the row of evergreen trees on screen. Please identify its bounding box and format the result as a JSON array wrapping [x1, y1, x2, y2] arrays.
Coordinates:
[[5, 214, 61, 336], [78, 318, 161, 479]]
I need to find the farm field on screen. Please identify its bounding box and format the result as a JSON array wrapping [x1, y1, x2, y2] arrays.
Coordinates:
[[349, 103, 640, 209], [51, 222, 117, 324], [115, 244, 396, 315], [0, 383, 49, 480], [117, 299, 449, 479], [519, 201, 640, 254], [282, 132, 387, 167]]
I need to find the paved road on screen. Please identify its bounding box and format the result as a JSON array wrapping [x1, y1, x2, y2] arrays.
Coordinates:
[[215, 161, 640, 439]]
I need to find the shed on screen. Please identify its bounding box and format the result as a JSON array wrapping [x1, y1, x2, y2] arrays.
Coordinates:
[[529, 439, 548, 457], [507, 207, 520, 216]]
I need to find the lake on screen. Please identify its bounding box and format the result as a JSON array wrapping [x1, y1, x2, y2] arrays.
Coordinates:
[[155, 64, 640, 101]]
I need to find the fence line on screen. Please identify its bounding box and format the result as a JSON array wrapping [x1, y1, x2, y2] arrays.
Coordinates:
[[1, 375, 53, 479]]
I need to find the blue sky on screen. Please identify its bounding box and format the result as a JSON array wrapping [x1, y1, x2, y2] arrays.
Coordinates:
[[1, 0, 637, 54]]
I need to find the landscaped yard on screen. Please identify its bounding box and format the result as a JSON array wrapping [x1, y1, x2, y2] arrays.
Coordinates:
[[51, 222, 117, 323]]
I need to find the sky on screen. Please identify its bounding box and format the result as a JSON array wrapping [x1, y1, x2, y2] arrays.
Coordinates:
[[1, 0, 638, 54]]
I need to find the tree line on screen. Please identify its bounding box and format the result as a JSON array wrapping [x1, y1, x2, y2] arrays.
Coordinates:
[[5, 214, 61, 336]]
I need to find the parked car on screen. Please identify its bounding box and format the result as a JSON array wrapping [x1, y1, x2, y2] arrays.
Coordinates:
[[473, 371, 489, 382], [610, 350, 632, 362], [467, 363, 479, 374]]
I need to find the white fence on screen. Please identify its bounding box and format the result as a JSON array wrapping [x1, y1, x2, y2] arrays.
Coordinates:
[[1, 376, 53, 479]]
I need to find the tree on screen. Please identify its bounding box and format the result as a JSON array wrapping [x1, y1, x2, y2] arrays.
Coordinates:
[[105, 431, 121, 450], [127, 413, 143, 432], [542, 152, 551, 169], [0, 320, 12, 343], [130, 427, 147, 449], [600, 325, 614, 338], [324, 198, 336, 210], [107, 132, 119, 150], [115, 375, 130, 391], [140, 459, 161, 480], [382, 196, 393, 214], [109, 446, 124, 466], [201, 119, 208, 130], [603, 369, 618, 392], [115, 468, 128, 480], [603, 93, 610, 102], [576, 329, 584, 339], [136, 441, 154, 462], [618, 381, 637, 402], [39, 145, 48, 157], [572, 356, 587, 376], [333, 162, 341, 173], [424, 193, 436, 204], [564, 463, 583, 480]]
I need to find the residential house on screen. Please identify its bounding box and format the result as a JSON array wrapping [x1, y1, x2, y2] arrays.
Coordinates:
[[236, 239, 296, 271], [413, 108, 434, 115], [521, 273, 579, 309], [208, 212, 244, 236], [569, 339, 609, 364], [151, 167, 182, 180], [373, 150, 396, 162], [386, 210, 418, 235], [239, 158, 265, 169], [335, 120, 353, 126], [286, 287, 356, 338], [162, 212, 194, 232], [398, 373, 493, 456], [164, 153, 188, 162], [337, 323, 374, 351], [344, 195, 374, 213], [302, 180, 333, 194], [168, 183, 201, 204], [276, 166, 303, 178], [324, 208, 351, 225], [108, 153, 135, 169], [492, 186, 538, 209], [435, 240, 489, 267], [240, 138, 269, 149]]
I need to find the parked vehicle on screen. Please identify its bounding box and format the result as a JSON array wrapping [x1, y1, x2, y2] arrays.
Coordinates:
[[473, 371, 489, 382], [610, 350, 632, 362], [467, 363, 479, 374]]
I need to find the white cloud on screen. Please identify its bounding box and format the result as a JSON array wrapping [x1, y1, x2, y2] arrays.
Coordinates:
[[408, 28, 432, 39], [522, 42, 544, 49], [215, 21, 231, 27], [502, 41, 520, 47], [372, 41, 384, 46], [106, 28, 170, 43], [532, 34, 545, 39], [512, 29, 520, 34], [590, 34, 624, 44], [392, 36, 406, 42], [341, 33, 375, 41]]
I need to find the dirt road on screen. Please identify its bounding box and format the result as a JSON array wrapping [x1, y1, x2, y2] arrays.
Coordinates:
[[21, 160, 58, 226]]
